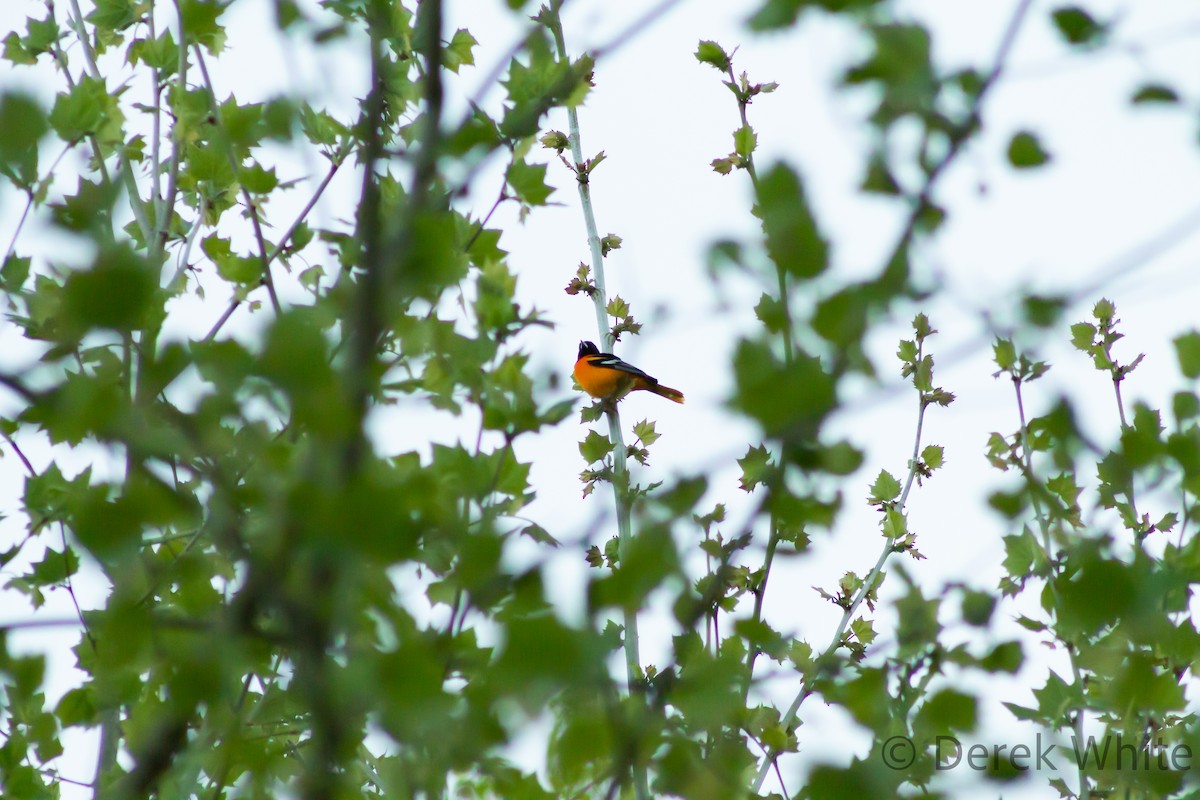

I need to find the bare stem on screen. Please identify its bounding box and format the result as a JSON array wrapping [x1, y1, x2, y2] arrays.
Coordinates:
[[547, 6, 648, 800]]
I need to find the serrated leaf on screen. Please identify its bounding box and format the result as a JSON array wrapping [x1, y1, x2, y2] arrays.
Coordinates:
[[632, 419, 659, 446], [579, 429, 613, 464], [992, 338, 1016, 372], [505, 158, 554, 206], [606, 296, 630, 319], [733, 125, 757, 158], [921, 445, 943, 470], [444, 28, 477, 73], [737, 444, 772, 492], [695, 40, 731, 71], [1070, 322, 1096, 351], [867, 470, 901, 504]]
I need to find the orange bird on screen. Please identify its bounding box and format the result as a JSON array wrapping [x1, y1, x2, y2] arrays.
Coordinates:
[[573, 341, 684, 404]]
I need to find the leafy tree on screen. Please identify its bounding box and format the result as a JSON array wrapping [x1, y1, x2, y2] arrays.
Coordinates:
[[1, 1, 1198, 799]]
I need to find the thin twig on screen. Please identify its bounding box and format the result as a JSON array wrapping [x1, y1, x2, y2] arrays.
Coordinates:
[[203, 154, 344, 340], [191, 47, 283, 316], [546, 5, 650, 798], [753, 318, 947, 792]]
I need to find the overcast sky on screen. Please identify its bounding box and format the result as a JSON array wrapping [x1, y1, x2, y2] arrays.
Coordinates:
[[3, 0, 1200, 796]]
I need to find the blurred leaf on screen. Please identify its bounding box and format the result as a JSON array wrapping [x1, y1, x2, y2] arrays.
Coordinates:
[[1131, 83, 1179, 105], [62, 243, 156, 335], [731, 340, 835, 440], [444, 28, 477, 73], [755, 163, 828, 279], [1006, 131, 1050, 169], [49, 76, 123, 144], [1051, 6, 1107, 47], [0, 92, 48, 187], [1174, 331, 1200, 379]]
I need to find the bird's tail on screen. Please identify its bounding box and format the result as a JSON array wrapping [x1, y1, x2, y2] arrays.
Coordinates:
[[646, 383, 685, 404]]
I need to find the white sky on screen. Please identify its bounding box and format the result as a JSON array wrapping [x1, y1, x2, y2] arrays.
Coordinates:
[[3, 0, 1200, 797]]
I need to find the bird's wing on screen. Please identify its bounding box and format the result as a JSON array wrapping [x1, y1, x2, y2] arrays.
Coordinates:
[[589, 353, 657, 383]]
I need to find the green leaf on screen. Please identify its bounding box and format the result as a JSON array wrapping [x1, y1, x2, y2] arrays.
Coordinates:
[[179, 0, 229, 53], [62, 243, 157, 335], [916, 316, 936, 345], [868, 470, 901, 504], [842, 23, 935, 128], [1070, 322, 1096, 351], [737, 444, 773, 492], [49, 76, 122, 144], [896, 582, 940, 655], [201, 234, 261, 284], [0, 92, 48, 187], [921, 445, 944, 470], [3, 32, 38, 66], [812, 287, 868, 348], [733, 125, 757, 158], [981, 641, 1023, 674], [750, 0, 884, 32], [915, 688, 976, 733], [500, 36, 587, 138], [1001, 529, 1040, 581], [1174, 331, 1200, 379], [861, 153, 900, 195], [505, 158, 554, 206], [992, 338, 1016, 372], [1050, 6, 1107, 47], [632, 419, 659, 447], [444, 28, 478, 73], [129, 30, 180, 72], [239, 162, 279, 194], [755, 163, 828, 279], [1, 254, 31, 293], [4, 14, 59, 64], [731, 340, 835, 439], [882, 507, 907, 538], [960, 590, 995, 626], [55, 685, 97, 728], [1006, 131, 1050, 169], [1173, 392, 1200, 423], [819, 440, 863, 476], [579, 430, 613, 464], [398, 210, 470, 299], [606, 296, 630, 319], [520, 523, 560, 547], [87, 0, 144, 31], [1131, 83, 1179, 105], [694, 40, 731, 71], [753, 293, 787, 334]]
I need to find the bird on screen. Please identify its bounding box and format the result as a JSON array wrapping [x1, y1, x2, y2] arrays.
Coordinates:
[[573, 340, 684, 404]]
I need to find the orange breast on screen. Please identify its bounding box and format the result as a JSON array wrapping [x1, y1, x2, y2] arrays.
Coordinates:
[[574, 357, 626, 399]]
